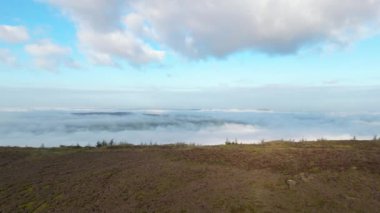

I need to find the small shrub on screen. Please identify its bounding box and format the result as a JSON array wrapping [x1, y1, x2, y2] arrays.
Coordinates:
[[225, 138, 238, 145], [96, 141, 102, 148]]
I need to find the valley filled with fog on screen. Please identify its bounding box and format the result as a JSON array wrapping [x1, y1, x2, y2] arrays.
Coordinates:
[[1, 109, 379, 147]]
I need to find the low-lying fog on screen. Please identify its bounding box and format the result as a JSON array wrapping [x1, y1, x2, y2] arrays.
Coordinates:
[[1, 109, 380, 147]]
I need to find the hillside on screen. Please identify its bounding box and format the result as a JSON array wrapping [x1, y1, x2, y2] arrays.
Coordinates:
[[1, 141, 380, 212]]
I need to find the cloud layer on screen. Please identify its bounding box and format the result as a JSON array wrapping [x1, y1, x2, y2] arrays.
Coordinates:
[[43, 0, 380, 64]]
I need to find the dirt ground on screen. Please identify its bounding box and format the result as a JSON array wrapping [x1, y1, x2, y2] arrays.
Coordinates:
[[1, 141, 380, 212]]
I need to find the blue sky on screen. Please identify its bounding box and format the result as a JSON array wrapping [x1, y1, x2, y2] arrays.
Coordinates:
[[1, 0, 380, 111]]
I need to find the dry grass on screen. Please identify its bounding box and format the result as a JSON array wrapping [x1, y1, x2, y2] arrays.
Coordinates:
[[0, 140, 380, 212]]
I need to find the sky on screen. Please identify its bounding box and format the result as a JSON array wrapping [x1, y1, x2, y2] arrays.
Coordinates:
[[1, 0, 380, 112]]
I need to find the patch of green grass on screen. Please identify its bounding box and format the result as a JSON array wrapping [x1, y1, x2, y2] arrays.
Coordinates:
[[309, 166, 321, 173], [53, 193, 64, 201], [229, 203, 256, 213], [20, 201, 35, 211], [20, 185, 34, 195], [33, 202, 49, 213]]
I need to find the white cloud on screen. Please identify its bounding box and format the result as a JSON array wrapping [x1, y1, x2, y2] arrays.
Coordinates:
[[78, 30, 164, 66], [42, 0, 164, 65], [0, 49, 17, 66], [0, 25, 29, 43], [41, 0, 125, 31], [43, 0, 380, 63], [25, 40, 76, 70], [130, 0, 380, 58]]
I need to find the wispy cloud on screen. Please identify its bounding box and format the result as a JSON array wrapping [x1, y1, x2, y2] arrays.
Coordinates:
[[0, 48, 17, 66], [0, 25, 29, 43], [25, 40, 78, 71], [78, 30, 164, 66]]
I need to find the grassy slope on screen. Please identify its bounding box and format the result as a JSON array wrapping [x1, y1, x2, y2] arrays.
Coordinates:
[[0, 141, 380, 212]]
